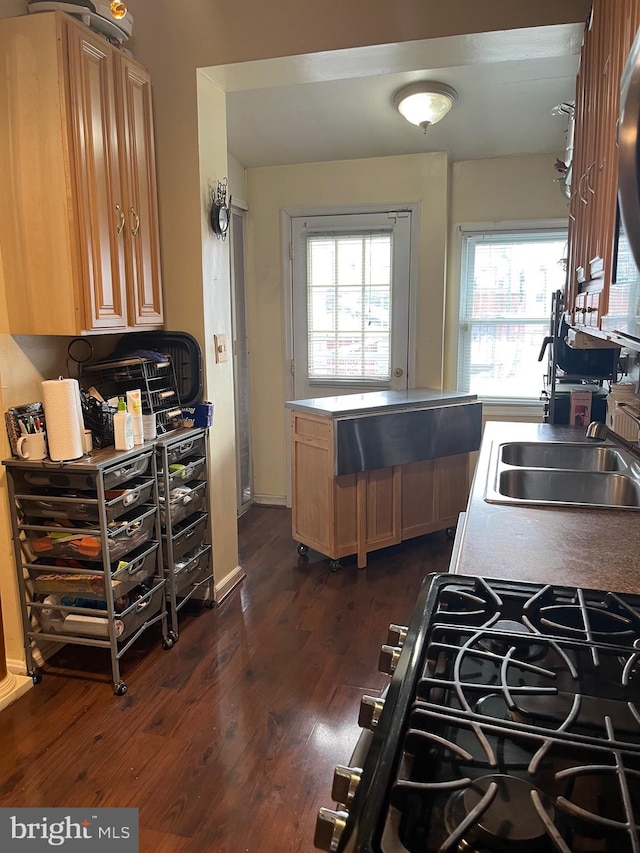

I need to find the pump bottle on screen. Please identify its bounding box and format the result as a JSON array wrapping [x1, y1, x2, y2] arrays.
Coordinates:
[[113, 396, 134, 451]]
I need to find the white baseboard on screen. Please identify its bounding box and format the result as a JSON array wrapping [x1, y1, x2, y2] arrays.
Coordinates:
[[214, 565, 246, 604], [253, 493, 288, 507]]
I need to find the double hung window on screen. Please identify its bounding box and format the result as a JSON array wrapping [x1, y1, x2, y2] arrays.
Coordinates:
[[457, 226, 567, 402]]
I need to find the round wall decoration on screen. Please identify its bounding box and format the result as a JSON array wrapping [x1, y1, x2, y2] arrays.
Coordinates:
[[210, 178, 232, 240]]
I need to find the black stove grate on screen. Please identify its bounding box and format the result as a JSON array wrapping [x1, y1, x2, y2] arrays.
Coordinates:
[[349, 575, 640, 853]]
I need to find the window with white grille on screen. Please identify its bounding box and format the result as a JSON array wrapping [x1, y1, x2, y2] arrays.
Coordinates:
[[457, 226, 567, 401], [306, 232, 392, 382], [291, 210, 412, 400]]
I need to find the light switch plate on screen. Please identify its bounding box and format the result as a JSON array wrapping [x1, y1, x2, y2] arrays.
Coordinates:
[[214, 333, 228, 363]]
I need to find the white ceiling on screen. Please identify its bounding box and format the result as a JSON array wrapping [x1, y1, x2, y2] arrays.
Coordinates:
[[213, 24, 584, 169]]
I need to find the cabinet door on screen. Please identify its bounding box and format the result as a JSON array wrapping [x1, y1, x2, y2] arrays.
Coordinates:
[[66, 22, 127, 330], [360, 467, 401, 550], [400, 454, 469, 538], [567, 0, 640, 327], [433, 454, 470, 523], [117, 56, 164, 327]]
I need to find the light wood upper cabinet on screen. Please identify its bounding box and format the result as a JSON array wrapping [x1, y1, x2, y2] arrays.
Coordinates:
[[66, 22, 128, 330], [0, 11, 163, 335], [116, 56, 164, 327]]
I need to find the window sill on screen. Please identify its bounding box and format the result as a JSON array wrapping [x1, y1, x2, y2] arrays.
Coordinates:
[[480, 399, 545, 421]]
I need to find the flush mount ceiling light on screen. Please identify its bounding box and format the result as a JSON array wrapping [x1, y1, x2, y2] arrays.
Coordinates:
[[393, 82, 457, 132]]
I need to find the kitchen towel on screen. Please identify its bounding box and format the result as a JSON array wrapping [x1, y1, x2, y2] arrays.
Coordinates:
[[42, 377, 85, 461]]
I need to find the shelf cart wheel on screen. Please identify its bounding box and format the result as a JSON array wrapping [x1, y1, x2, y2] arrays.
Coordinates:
[[204, 598, 215, 609], [297, 543, 309, 556], [114, 681, 128, 696], [446, 527, 456, 539], [161, 637, 174, 650], [31, 670, 42, 685], [329, 559, 341, 572], [168, 630, 178, 643]]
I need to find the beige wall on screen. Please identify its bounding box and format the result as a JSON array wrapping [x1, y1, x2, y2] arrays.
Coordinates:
[[245, 152, 570, 502], [197, 72, 243, 598], [228, 156, 248, 210], [444, 154, 570, 392], [0, 276, 70, 671], [127, 0, 590, 68], [245, 153, 449, 501]]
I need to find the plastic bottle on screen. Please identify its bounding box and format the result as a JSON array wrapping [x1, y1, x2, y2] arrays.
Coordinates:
[[126, 389, 144, 446], [113, 396, 134, 451]]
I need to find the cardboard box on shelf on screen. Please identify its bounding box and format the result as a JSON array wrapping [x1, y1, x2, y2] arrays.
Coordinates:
[[569, 390, 592, 426]]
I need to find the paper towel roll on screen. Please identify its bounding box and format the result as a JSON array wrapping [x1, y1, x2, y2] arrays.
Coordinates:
[[42, 378, 85, 461]]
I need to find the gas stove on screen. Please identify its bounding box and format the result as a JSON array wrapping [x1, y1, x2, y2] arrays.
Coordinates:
[[315, 573, 640, 853]]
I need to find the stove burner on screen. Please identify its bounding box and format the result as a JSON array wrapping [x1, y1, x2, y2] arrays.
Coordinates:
[[476, 620, 547, 662], [444, 774, 555, 853], [326, 576, 640, 853]]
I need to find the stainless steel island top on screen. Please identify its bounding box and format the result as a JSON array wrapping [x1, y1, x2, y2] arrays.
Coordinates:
[[287, 388, 481, 475], [284, 387, 476, 418]]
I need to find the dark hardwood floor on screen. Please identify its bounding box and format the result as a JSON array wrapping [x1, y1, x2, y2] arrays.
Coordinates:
[[0, 506, 453, 851]]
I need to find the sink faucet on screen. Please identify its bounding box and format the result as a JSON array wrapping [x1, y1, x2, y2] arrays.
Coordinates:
[[585, 402, 640, 463]]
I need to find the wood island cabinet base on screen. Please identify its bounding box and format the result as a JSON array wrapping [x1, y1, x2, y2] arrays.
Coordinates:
[[291, 410, 470, 569]]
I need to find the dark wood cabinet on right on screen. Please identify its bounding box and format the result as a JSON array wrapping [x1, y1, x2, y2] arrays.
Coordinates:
[[567, 0, 640, 332]]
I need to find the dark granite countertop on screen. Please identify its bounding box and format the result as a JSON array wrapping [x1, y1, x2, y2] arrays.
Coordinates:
[[285, 388, 476, 418], [452, 421, 640, 594]]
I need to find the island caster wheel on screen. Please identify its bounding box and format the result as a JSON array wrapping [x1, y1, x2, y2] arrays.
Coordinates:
[[329, 559, 341, 572], [297, 543, 309, 556], [446, 526, 456, 539], [114, 681, 128, 696], [31, 670, 42, 685], [162, 637, 174, 650]]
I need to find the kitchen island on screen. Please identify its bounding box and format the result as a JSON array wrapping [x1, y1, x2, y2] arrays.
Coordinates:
[[452, 421, 640, 592], [286, 388, 482, 569]]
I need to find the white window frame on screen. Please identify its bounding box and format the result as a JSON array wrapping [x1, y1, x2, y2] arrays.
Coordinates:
[[282, 203, 420, 402], [454, 219, 568, 406]]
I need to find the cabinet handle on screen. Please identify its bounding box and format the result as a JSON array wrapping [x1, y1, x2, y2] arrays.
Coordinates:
[[586, 162, 595, 195], [130, 207, 140, 237], [578, 171, 588, 205], [135, 597, 150, 614], [116, 204, 125, 234], [127, 554, 145, 575], [124, 520, 142, 538]]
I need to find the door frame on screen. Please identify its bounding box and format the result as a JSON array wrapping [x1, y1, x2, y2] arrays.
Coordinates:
[[229, 201, 254, 516], [281, 202, 421, 506]]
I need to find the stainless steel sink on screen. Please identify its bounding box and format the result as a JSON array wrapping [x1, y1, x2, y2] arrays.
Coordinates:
[[496, 469, 640, 508], [485, 440, 640, 510], [500, 442, 625, 471]]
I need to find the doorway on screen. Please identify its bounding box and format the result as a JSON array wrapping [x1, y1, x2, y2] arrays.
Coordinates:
[[291, 210, 413, 400], [230, 204, 253, 515]]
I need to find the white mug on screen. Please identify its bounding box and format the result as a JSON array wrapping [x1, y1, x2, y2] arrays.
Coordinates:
[[17, 431, 48, 460]]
